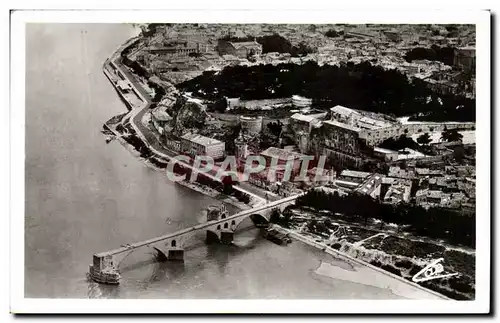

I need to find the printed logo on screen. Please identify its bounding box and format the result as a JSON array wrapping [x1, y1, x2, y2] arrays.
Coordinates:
[[412, 258, 458, 283]]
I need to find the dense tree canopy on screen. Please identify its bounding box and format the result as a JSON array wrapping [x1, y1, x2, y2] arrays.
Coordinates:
[[178, 61, 475, 122], [379, 134, 421, 151], [404, 45, 456, 66], [324, 29, 342, 38], [441, 128, 464, 142], [219, 34, 314, 57], [296, 190, 475, 247], [417, 133, 432, 145]]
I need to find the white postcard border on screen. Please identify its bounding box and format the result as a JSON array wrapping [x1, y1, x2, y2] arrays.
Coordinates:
[[10, 9, 490, 314]]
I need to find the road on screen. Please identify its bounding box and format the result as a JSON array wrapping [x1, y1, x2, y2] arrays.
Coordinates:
[[110, 55, 281, 203]]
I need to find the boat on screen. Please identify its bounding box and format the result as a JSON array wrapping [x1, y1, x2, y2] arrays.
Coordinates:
[[263, 228, 292, 245], [255, 222, 270, 229], [88, 265, 121, 285]]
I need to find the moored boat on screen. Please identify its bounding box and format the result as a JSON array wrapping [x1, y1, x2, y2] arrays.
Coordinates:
[[263, 228, 292, 245]]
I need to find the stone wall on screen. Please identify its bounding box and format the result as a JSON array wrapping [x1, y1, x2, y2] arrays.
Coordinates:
[[361, 122, 475, 146]]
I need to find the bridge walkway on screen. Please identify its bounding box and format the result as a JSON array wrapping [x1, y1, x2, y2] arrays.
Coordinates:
[[95, 193, 303, 258]]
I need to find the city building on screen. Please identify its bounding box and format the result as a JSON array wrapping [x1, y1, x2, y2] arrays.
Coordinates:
[[329, 105, 395, 146], [116, 80, 132, 93], [305, 167, 333, 186], [180, 133, 226, 159], [384, 29, 402, 42], [217, 40, 263, 59], [292, 95, 313, 108], [415, 189, 450, 206], [239, 116, 263, 135], [336, 170, 371, 186], [234, 132, 249, 161], [289, 113, 323, 153], [344, 27, 381, 41], [148, 40, 200, 58], [290, 113, 322, 134], [381, 177, 412, 203], [260, 147, 309, 177], [164, 137, 181, 152], [453, 46, 475, 73], [321, 119, 366, 167], [373, 147, 398, 161], [355, 173, 384, 198], [206, 204, 228, 221], [388, 166, 416, 179]]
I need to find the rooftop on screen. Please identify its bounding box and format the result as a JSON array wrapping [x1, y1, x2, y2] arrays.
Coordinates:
[[330, 105, 360, 118], [229, 41, 261, 50], [117, 80, 131, 91], [292, 95, 313, 102], [291, 113, 322, 125], [323, 119, 362, 132], [374, 147, 398, 154], [339, 170, 371, 179], [260, 147, 305, 161], [181, 133, 224, 147]]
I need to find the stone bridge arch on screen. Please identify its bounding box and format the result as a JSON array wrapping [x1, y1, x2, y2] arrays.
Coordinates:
[[90, 194, 306, 284], [146, 231, 199, 262]]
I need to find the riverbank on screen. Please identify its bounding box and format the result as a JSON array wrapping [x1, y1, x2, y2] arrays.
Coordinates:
[[106, 118, 257, 212], [272, 225, 449, 300], [103, 39, 267, 210], [271, 201, 475, 300]]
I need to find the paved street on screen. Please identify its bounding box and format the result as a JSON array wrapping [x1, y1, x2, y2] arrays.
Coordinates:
[[111, 56, 276, 204]]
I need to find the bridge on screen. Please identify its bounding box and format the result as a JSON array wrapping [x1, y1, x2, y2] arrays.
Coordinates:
[[89, 193, 303, 284]]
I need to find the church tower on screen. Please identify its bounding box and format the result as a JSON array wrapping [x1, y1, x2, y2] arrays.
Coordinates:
[[235, 131, 248, 162]]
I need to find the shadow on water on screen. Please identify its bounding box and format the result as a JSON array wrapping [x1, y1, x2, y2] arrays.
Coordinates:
[[144, 261, 186, 286], [86, 274, 120, 299], [119, 255, 158, 273], [205, 227, 262, 275], [86, 223, 264, 295]]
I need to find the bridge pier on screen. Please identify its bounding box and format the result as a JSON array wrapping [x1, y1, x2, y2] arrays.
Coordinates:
[[153, 246, 185, 262], [88, 194, 303, 285], [167, 248, 184, 261], [88, 254, 121, 284], [220, 231, 234, 245]]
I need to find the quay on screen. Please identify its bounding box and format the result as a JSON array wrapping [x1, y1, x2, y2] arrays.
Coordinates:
[[102, 35, 274, 206]]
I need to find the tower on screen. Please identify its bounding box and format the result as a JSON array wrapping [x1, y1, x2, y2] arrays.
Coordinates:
[[235, 131, 248, 161], [297, 131, 309, 154]]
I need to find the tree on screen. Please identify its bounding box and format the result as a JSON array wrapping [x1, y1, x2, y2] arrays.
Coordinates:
[[453, 145, 466, 164], [417, 132, 432, 145], [270, 209, 281, 223], [308, 220, 317, 233], [177, 60, 475, 123], [222, 177, 234, 195], [293, 41, 314, 57], [448, 129, 464, 142], [325, 29, 340, 38], [267, 121, 283, 138], [441, 128, 463, 142]]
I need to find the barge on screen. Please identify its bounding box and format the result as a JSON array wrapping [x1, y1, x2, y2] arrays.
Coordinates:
[[263, 227, 292, 245]]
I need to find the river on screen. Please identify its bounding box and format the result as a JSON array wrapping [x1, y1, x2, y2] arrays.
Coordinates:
[[25, 23, 441, 300]]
